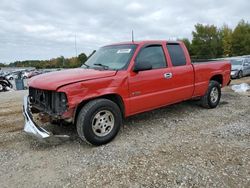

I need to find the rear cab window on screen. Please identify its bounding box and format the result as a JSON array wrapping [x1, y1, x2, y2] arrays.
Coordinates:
[[166, 43, 187, 66]]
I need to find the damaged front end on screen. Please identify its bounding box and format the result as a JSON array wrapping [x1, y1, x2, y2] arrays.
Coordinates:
[[23, 88, 70, 142]]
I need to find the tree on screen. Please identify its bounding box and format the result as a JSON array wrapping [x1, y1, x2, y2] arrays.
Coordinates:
[[0, 63, 6, 67], [179, 38, 192, 55], [231, 20, 250, 56], [191, 24, 222, 59], [220, 25, 233, 57], [78, 53, 87, 65]]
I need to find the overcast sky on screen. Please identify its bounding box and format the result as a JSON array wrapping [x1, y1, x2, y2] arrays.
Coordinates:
[[0, 0, 249, 63]]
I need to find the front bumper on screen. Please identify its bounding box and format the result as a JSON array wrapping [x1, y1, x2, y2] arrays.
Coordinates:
[[23, 96, 69, 143], [230, 71, 238, 79]]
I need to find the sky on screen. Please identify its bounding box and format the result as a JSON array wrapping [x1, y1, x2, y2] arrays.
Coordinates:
[[0, 0, 249, 63]]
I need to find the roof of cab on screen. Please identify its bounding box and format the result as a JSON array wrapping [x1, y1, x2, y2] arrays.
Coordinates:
[[105, 40, 181, 46]]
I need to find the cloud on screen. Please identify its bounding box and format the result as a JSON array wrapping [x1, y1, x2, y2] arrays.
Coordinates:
[[0, 0, 249, 63]]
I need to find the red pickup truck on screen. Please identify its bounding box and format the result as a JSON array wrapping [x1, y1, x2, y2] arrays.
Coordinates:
[[23, 40, 231, 145]]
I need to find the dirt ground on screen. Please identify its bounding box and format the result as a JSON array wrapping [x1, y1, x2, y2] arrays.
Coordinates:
[[0, 77, 250, 188]]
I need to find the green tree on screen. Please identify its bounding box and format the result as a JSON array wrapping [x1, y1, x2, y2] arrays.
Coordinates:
[[0, 63, 6, 67], [78, 53, 87, 65], [179, 38, 192, 55], [220, 25, 233, 57], [231, 20, 250, 56], [191, 24, 222, 59]]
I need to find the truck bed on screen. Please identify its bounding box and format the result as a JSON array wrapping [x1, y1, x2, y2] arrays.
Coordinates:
[[192, 60, 231, 97]]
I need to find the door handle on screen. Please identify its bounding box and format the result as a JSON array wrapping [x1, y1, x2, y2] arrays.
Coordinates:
[[164, 73, 172, 79]]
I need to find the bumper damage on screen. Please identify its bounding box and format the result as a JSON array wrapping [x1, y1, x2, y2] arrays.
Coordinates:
[[23, 96, 70, 143]]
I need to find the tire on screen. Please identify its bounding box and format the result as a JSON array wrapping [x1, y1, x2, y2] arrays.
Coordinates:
[[200, 80, 221, 108], [9, 77, 13, 80], [238, 71, 243, 79], [76, 99, 122, 146], [0, 83, 3, 92]]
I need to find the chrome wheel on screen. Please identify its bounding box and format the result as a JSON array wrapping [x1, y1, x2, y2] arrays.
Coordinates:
[[210, 87, 219, 103], [92, 110, 115, 137]]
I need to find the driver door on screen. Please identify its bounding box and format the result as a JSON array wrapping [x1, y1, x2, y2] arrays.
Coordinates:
[[128, 44, 174, 114]]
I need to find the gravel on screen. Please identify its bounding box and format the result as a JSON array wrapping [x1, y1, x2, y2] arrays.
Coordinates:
[[0, 77, 250, 187]]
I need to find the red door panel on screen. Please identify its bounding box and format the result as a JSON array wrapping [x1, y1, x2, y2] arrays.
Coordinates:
[[128, 68, 174, 114]]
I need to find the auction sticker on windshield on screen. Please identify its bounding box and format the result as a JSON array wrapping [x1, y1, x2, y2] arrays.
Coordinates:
[[117, 49, 131, 53]]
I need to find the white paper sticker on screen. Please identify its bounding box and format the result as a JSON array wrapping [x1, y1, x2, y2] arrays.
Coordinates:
[[117, 49, 131, 53]]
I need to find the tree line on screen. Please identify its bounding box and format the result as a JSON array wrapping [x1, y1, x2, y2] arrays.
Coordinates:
[[7, 51, 95, 69], [2, 19, 250, 68], [181, 19, 250, 59]]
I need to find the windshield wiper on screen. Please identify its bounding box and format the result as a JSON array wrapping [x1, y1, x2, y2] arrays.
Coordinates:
[[93, 63, 109, 70], [82, 64, 90, 68]]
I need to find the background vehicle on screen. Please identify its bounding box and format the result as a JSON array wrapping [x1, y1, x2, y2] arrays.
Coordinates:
[[23, 40, 231, 146], [27, 70, 42, 78], [5, 72, 20, 80], [21, 70, 31, 79], [0, 76, 13, 91], [230, 57, 250, 78]]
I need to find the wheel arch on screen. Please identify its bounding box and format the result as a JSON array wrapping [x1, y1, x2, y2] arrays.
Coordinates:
[[73, 93, 125, 124], [210, 74, 223, 86]]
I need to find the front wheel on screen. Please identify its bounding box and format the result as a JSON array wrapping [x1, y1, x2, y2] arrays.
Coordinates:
[[76, 99, 122, 146], [200, 80, 221, 108], [238, 71, 243, 79]]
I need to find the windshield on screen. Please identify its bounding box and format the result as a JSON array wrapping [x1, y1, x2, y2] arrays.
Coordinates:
[[231, 59, 243, 66], [83, 44, 137, 70]]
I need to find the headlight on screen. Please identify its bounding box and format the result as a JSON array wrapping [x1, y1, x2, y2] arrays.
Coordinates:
[[52, 92, 68, 114], [231, 71, 237, 75]]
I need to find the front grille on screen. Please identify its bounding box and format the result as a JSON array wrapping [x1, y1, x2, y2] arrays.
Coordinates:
[[29, 87, 67, 115]]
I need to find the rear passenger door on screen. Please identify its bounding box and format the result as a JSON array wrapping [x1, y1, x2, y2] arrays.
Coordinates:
[[166, 43, 194, 100]]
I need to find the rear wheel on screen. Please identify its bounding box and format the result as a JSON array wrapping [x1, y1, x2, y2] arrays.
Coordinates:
[[200, 80, 221, 108], [0, 83, 3, 91], [76, 99, 122, 146], [238, 71, 243, 79]]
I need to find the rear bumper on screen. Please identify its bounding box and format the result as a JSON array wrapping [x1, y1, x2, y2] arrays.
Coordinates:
[[23, 96, 69, 143]]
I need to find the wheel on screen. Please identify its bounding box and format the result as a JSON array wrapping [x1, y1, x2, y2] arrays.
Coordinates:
[[76, 99, 122, 146], [0, 83, 3, 91], [238, 71, 243, 79], [9, 77, 13, 80], [23, 76, 27, 79], [200, 80, 221, 108]]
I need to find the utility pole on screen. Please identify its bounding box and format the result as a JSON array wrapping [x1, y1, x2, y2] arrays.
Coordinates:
[[132, 30, 134, 43], [75, 33, 78, 57]]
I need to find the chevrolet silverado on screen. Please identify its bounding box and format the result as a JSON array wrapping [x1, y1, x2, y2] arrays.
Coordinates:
[[23, 40, 231, 145]]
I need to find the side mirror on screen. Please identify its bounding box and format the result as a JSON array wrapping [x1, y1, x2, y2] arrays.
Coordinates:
[[133, 61, 152, 72]]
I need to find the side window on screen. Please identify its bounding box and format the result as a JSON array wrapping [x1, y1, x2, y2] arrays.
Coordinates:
[[247, 59, 250, 64], [136, 45, 167, 69], [166, 44, 186, 66]]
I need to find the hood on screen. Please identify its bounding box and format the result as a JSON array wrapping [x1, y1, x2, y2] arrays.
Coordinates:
[[231, 65, 242, 71], [28, 68, 117, 90]]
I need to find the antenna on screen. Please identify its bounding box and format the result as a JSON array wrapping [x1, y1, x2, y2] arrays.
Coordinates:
[[132, 30, 134, 43], [74, 33, 78, 57]]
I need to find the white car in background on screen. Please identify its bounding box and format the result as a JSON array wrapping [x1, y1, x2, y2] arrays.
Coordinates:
[[21, 71, 30, 79], [230, 58, 250, 79], [5, 72, 19, 80]]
